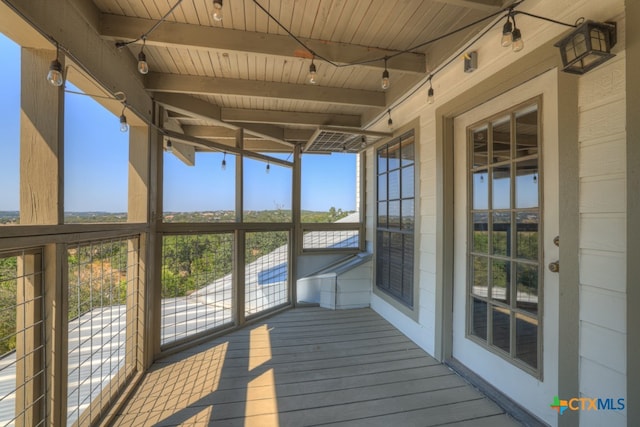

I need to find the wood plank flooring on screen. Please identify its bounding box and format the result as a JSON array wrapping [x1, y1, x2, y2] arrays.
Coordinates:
[[111, 307, 521, 426]]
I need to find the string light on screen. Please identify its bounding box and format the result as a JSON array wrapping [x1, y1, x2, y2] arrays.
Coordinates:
[[381, 58, 390, 90], [510, 13, 524, 52], [137, 37, 149, 74], [212, 0, 223, 22], [119, 105, 129, 133], [427, 77, 434, 105], [308, 56, 317, 84], [501, 14, 513, 47], [266, 162, 270, 174], [221, 152, 227, 170], [360, 136, 367, 148], [387, 109, 393, 128], [47, 43, 64, 87], [166, 139, 173, 152]]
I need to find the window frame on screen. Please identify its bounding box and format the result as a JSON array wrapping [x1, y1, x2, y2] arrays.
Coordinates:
[[464, 97, 544, 378], [373, 129, 418, 319]]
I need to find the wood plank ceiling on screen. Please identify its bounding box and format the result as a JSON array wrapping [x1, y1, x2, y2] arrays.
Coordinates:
[[93, 0, 511, 152]]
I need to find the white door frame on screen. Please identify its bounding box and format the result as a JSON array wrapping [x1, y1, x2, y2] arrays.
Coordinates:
[[433, 45, 580, 426]]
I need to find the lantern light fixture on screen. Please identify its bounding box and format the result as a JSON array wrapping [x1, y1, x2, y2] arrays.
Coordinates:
[[554, 20, 617, 75]]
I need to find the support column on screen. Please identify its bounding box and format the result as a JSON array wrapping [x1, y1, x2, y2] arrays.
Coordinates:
[[127, 125, 149, 371], [20, 47, 67, 427]]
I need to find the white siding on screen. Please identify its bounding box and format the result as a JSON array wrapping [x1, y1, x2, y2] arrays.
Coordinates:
[[366, 0, 628, 425], [577, 41, 627, 427]]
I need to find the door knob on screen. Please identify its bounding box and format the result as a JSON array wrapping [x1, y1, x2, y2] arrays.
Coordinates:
[[548, 261, 559, 273]]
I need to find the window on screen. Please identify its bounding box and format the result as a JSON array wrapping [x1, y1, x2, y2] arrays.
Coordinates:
[[467, 101, 541, 373], [376, 131, 415, 308]]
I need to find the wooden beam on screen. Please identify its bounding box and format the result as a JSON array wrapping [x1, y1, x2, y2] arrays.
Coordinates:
[[146, 73, 385, 107], [153, 93, 294, 147], [222, 108, 361, 128], [100, 14, 426, 74], [432, 0, 504, 12], [161, 129, 293, 168]]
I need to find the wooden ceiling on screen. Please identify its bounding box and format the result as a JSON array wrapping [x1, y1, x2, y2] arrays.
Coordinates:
[[93, 0, 512, 152]]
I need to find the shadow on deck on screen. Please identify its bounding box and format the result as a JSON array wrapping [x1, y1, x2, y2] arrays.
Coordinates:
[[112, 307, 521, 426]]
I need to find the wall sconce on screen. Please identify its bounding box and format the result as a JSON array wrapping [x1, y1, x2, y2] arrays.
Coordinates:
[[554, 20, 617, 75]]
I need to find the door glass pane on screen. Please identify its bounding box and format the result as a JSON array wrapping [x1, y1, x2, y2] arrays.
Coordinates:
[[516, 212, 538, 260], [472, 213, 488, 253], [492, 165, 511, 209], [471, 298, 487, 341], [515, 106, 538, 158], [491, 259, 510, 304], [492, 116, 511, 163], [516, 263, 538, 314], [516, 314, 538, 369], [471, 256, 488, 297], [492, 308, 510, 353], [492, 212, 510, 256], [516, 159, 539, 208], [472, 126, 489, 167], [473, 171, 489, 210]]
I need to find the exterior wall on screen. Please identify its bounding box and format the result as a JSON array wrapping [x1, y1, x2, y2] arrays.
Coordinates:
[[577, 19, 627, 425], [366, 0, 628, 424]]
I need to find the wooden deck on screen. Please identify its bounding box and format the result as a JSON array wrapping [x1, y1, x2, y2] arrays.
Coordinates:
[[111, 308, 521, 426]]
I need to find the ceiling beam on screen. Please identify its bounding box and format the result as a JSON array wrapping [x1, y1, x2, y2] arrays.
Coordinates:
[[146, 73, 385, 107], [162, 129, 293, 168], [221, 108, 361, 128], [153, 93, 294, 148], [100, 14, 426, 74], [432, 0, 504, 12]]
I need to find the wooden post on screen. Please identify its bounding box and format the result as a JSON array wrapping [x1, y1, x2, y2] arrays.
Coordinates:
[[128, 124, 150, 371], [291, 144, 301, 305], [14, 252, 44, 427], [20, 47, 67, 427], [234, 128, 246, 325]]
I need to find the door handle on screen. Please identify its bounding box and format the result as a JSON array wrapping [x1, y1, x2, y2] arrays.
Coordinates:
[[548, 261, 559, 273]]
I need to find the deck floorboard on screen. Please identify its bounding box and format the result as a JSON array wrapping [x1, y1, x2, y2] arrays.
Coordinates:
[[112, 307, 521, 426]]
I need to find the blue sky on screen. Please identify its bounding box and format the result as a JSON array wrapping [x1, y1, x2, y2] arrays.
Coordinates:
[[0, 32, 357, 213]]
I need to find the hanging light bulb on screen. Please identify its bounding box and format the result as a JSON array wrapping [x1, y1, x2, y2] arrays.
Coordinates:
[[221, 152, 227, 171], [137, 51, 149, 74], [119, 105, 129, 133], [212, 0, 223, 22], [387, 109, 393, 128], [266, 162, 270, 174], [308, 58, 318, 84], [119, 114, 129, 133], [501, 17, 513, 47], [166, 139, 173, 153], [137, 38, 149, 74], [427, 77, 435, 105], [360, 136, 367, 149], [47, 43, 64, 87], [511, 27, 524, 52], [381, 58, 390, 90]]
